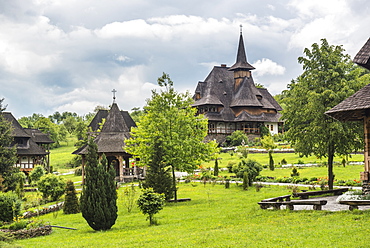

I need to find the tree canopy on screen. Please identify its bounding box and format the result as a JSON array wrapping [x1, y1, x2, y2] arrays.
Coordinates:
[[282, 38, 368, 188], [126, 73, 217, 200]]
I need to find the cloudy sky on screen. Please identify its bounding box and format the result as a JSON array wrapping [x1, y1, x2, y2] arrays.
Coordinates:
[[1, 0, 369, 118]]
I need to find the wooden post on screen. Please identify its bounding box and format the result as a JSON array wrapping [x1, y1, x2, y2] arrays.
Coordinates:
[[81, 155, 85, 185], [118, 155, 124, 182], [364, 116, 370, 172]]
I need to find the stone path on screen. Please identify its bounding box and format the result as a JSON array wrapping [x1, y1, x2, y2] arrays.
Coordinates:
[[281, 195, 370, 211]]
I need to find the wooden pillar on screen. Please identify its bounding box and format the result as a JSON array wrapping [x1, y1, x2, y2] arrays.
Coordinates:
[[361, 116, 370, 194], [364, 116, 370, 172], [118, 155, 124, 182]]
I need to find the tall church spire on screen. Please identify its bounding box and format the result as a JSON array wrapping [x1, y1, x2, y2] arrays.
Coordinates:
[[228, 26, 255, 71]]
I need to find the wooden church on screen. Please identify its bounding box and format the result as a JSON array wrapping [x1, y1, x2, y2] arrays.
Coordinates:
[[73, 94, 142, 183], [192, 30, 283, 143]]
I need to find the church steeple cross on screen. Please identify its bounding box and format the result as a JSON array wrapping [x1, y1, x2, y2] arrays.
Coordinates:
[[112, 89, 117, 103], [240, 24, 243, 34]]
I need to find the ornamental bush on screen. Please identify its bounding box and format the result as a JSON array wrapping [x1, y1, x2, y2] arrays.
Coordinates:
[[232, 159, 262, 186], [37, 174, 66, 201], [0, 192, 22, 222], [137, 188, 165, 225]]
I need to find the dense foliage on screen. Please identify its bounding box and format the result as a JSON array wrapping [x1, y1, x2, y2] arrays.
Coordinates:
[[37, 174, 66, 201], [29, 165, 45, 185], [282, 39, 368, 189], [224, 130, 248, 147], [137, 188, 165, 225], [0, 192, 22, 222], [80, 140, 117, 231]]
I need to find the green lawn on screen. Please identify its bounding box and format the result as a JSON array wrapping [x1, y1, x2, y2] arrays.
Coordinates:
[[50, 135, 78, 173], [14, 183, 370, 248], [204, 152, 364, 169]]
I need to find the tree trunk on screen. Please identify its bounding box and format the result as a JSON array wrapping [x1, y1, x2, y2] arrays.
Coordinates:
[[171, 164, 177, 202], [328, 143, 335, 190]]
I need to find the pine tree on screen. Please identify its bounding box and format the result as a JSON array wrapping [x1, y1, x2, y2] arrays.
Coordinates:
[[0, 99, 17, 183], [142, 140, 173, 200], [80, 139, 117, 230], [63, 180, 80, 214]]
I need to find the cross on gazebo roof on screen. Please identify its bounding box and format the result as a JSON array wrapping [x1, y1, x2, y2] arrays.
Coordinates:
[[112, 89, 117, 103]]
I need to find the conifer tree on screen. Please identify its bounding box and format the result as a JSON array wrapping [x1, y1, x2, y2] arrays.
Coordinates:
[[80, 139, 117, 230], [0, 99, 17, 185], [63, 180, 80, 214], [142, 140, 174, 200]]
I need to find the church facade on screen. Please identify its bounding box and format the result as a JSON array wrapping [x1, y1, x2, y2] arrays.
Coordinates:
[[192, 32, 283, 143]]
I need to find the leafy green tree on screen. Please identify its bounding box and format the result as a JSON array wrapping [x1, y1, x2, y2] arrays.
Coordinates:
[[137, 188, 165, 225], [130, 107, 144, 123], [261, 135, 277, 171], [80, 140, 117, 231], [0, 99, 17, 187], [126, 73, 218, 201], [18, 113, 43, 128], [63, 180, 80, 214], [37, 174, 66, 201], [29, 165, 45, 185], [282, 38, 366, 189], [225, 130, 248, 147], [232, 159, 262, 186]]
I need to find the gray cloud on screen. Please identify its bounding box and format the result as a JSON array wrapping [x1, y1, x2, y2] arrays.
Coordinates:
[[0, 0, 369, 118]]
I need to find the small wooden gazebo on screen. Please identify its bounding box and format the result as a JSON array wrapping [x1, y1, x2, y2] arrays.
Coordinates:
[[325, 38, 370, 193]]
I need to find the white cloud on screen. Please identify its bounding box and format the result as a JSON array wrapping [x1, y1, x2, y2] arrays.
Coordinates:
[[252, 58, 286, 76]]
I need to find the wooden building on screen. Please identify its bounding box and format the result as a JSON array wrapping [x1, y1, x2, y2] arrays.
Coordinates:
[[192, 31, 283, 143], [3, 112, 54, 173], [325, 38, 370, 193], [73, 100, 141, 183]]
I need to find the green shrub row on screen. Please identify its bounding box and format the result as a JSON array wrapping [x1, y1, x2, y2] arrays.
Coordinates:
[[255, 176, 362, 186]]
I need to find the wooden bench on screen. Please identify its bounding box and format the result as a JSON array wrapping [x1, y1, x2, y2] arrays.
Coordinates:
[[261, 195, 291, 203], [293, 188, 349, 199], [339, 200, 370, 211], [258, 200, 327, 210]]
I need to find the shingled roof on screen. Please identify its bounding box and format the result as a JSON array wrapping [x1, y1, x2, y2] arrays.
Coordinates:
[[353, 38, 370, 70], [74, 103, 135, 155], [24, 129, 54, 144], [89, 106, 136, 132], [193, 66, 282, 122], [325, 38, 370, 121], [2, 112, 49, 155]]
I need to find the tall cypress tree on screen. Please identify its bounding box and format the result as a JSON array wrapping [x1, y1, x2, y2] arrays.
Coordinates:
[[80, 139, 117, 230]]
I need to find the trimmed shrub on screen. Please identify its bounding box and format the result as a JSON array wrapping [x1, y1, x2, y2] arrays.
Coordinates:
[[63, 180, 80, 214]]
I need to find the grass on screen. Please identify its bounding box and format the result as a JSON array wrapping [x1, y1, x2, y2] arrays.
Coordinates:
[[14, 183, 370, 248], [260, 164, 363, 181], [50, 135, 78, 173]]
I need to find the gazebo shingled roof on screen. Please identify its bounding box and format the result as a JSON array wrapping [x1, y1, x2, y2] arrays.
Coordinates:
[[353, 38, 370, 70], [325, 37, 370, 121]]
